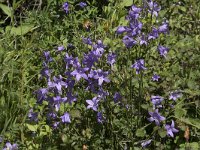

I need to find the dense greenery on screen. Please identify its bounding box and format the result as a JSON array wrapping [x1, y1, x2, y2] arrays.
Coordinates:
[[0, 0, 199, 149]]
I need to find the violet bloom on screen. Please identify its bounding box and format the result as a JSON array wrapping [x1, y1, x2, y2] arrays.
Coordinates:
[[122, 36, 137, 48], [116, 26, 126, 34], [48, 75, 67, 94], [152, 74, 160, 81], [34, 88, 48, 103], [57, 46, 65, 52], [169, 91, 182, 101], [148, 1, 161, 17], [43, 51, 53, 63], [131, 59, 147, 74], [3, 142, 18, 150], [86, 97, 99, 111], [61, 112, 71, 123], [165, 120, 179, 137], [82, 37, 92, 45], [53, 122, 60, 129], [107, 52, 116, 66], [63, 2, 69, 14], [97, 112, 104, 123], [148, 109, 165, 126], [148, 27, 159, 40], [71, 67, 89, 81], [141, 139, 152, 148], [78, 2, 87, 8], [28, 109, 38, 122], [83, 51, 99, 69], [139, 34, 148, 45], [92, 69, 110, 86], [157, 45, 169, 57], [158, 22, 169, 34], [151, 95, 163, 106], [66, 92, 77, 104], [40, 66, 51, 79], [114, 92, 122, 103]]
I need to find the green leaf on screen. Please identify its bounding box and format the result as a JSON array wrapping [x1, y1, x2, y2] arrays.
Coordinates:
[[158, 128, 166, 138], [174, 108, 187, 118], [136, 128, 146, 137], [0, 3, 11, 17], [121, 0, 133, 7], [26, 124, 38, 132], [6, 24, 36, 36]]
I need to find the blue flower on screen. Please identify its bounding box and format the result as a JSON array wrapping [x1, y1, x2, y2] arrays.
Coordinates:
[[141, 139, 152, 148], [86, 97, 100, 111], [3, 142, 18, 150], [165, 120, 179, 137], [61, 112, 71, 123], [157, 45, 169, 57], [63, 2, 69, 14], [122, 35, 137, 48], [169, 91, 182, 101], [148, 109, 165, 126], [78, 2, 87, 8], [152, 74, 160, 81], [131, 59, 146, 74]]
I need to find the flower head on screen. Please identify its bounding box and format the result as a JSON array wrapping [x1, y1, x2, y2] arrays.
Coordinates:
[[157, 45, 169, 57], [78, 2, 87, 8], [116, 26, 126, 34], [3, 142, 18, 150], [152, 74, 160, 81], [148, 109, 165, 125], [169, 91, 182, 101], [122, 36, 137, 48], [63, 2, 69, 14], [141, 139, 152, 148], [61, 112, 71, 123], [86, 96, 100, 111], [107, 52, 116, 66], [131, 59, 147, 74], [165, 120, 179, 137]]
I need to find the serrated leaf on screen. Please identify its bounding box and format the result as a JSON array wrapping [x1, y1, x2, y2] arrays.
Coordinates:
[[0, 3, 11, 17], [6, 24, 36, 36]]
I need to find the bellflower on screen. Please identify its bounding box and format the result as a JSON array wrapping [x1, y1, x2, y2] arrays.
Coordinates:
[[48, 76, 67, 94], [148, 109, 165, 125], [92, 69, 110, 86], [71, 67, 89, 81], [151, 95, 163, 106], [107, 52, 116, 66], [66, 92, 77, 104], [114, 92, 122, 103], [28, 109, 38, 122], [157, 45, 169, 57], [116, 26, 126, 34], [165, 120, 179, 137], [122, 35, 137, 48], [169, 91, 182, 101], [141, 139, 152, 148], [57, 46, 65, 52], [152, 74, 160, 81], [61, 112, 71, 123], [97, 112, 104, 123], [139, 34, 148, 45], [148, 27, 159, 40], [78, 2, 87, 8], [86, 96, 100, 111], [82, 37, 92, 45], [43, 51, 53, 63], [34, 88, 48, 103], [63, 2, 69, 14], [131, 59, 147, 74], [3, 142, 18, 150], [158, 22, 169, 34], [148, 1, 161, 17]]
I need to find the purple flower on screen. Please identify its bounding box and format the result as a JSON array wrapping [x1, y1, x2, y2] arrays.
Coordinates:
[[157, 45, 169, 57], [114, 92, 122, 103], [92, 69, 110, 86], [82, 37, 92, 45], [61, 112, 71, 123], [48, 75, 67, 94], [43, 51, 53, 63], [131, 5, 141, 14], [57, 46, 65, 52], [53, 122, 60, 129], [116, 26, 126, 34], [107, 52, 116, 66], [63, 2, 69, 14], [165, 120, 179, 137], [151, 95, 163, 106], [152, 74, 160, 81], [141, 139, 152, 148], [97, 112, 104, 123], [28, 109, 38, 122], [34, 88, 48, 103], [78, 2, 87, 8], [158, 22, 169, 34], [40, 66, 51, 79], [148, 27, 159, 40], [3, 142, 18, 150], [66, 92, 77, 104], [122, 36, 137, 48], [169, 91, 182, 101], [71, 67, 89, 81], [131, 59, 147, 74], [148, 109, 165, 126], [148, 1, 161, 17], [86, 97, 99, 111], [139, 34, 148, 45]]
